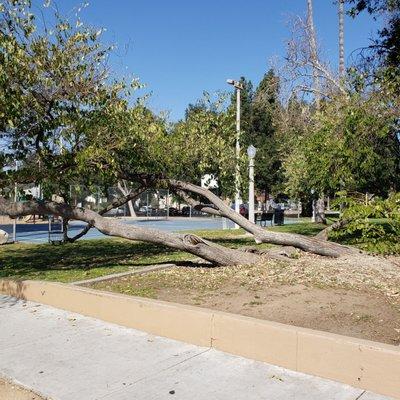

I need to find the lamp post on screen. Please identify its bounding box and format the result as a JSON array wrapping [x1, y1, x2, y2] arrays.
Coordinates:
[[310, 188, 316, 223], [247, 145, 256, 223], [227, 78, 243, 228], [13, 160, 18, 243]]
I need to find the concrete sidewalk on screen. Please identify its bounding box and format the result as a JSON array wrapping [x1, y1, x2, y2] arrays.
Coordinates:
[[0, 295, 391, 400]]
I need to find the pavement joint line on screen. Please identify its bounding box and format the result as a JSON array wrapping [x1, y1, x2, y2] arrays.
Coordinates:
[[97, 348, 212, 400], [355, 390, 367, 399], [71, 263, 176, 285]]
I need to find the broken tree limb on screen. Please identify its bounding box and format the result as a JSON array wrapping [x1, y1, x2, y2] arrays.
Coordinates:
[[168, 180, 359, 258], [315, 218, 350, 241], [172, 189, 222, 216], [0, 197, 261, 266]]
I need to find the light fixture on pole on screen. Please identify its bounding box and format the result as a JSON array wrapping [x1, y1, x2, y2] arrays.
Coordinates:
[[247, 145, 256, 224], [227, 78, 244, 228]]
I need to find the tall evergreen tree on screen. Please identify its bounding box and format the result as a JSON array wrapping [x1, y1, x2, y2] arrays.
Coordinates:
[[250, 70, 282, 198]]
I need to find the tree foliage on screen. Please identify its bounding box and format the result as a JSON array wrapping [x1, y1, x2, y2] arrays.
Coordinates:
[[329, 191, 400, 254], [0, 0, 140, 199], [282, 92, 399, 199]]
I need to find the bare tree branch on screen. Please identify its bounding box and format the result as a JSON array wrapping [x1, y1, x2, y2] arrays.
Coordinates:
[[67, 186, 146, 242]]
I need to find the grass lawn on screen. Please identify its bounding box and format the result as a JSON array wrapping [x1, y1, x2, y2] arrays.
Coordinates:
[[0, 223, 324, 282], [0, 220, 396, 282], [0, 239, 191, 282]]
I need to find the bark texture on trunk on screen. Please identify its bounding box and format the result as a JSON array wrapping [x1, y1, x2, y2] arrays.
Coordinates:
[[170, 180, 359, 258], [118, 181, 137, 217], [0, 198, 260, 266], [316, 197, 327, 224]]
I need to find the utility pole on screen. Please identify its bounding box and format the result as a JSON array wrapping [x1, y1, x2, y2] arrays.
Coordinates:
[[338, 0, 345, 78], [306, 0, 321, 107]]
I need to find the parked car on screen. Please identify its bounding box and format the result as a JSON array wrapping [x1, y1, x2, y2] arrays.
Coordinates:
[[168, 207, 179, 216], [138, 206, 152, 214], [181, 206, 191, 216], [104, 208, 125, 217]]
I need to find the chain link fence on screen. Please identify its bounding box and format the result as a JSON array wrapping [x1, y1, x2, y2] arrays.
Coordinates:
[[0, 185, 211, 244]]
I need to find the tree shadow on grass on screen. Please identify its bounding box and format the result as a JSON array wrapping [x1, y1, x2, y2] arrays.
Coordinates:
[[0, 232, 284, 281], [0, 239, 181, 280]]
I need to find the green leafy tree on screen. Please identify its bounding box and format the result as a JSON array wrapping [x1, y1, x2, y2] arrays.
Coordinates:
[[171, 93, 236, 197], [347, 0, 400, 84], [0, 0, 363, 263], [0, 0, 133, 198], [329, 191, 400, 254], [282, 92, 400, 200]]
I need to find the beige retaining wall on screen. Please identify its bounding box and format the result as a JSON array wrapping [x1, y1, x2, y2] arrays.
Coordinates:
[[1, 279, 399, 399]]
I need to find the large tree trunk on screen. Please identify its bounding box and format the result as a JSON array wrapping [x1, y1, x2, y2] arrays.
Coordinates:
[[315, 197, 327, 224], [0, 198, 260, 266], [117, 181, 136, 217], [170, 180, 359, 258]]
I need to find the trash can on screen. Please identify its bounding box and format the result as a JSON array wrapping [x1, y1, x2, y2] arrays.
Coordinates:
[[274, 209, 284, 225]]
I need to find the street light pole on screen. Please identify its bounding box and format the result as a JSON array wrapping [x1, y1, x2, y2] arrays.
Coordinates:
[[311, 188, 316, 223], [227, 79, 243, 229], [13, 160, 18, 243], [235, 87, 241, 224], [247, 145, 256, 224]]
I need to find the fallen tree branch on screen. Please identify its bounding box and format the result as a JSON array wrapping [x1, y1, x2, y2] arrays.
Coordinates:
[[168, 179, 359, 258], [315, 219, 350, 241], [172, 189, 222, 216], [0, 197, 261, 266]]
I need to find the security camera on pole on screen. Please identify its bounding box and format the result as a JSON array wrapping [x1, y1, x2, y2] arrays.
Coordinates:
[[226, 78, 243, 228]]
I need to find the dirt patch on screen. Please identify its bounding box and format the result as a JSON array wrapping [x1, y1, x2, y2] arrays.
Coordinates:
[[89, 253, 400, 345]]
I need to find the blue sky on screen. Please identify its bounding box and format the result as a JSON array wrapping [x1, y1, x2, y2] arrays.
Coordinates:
[[58, 1, 380, 120]]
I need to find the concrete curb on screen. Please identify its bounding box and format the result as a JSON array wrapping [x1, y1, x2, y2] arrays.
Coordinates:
[[71, 263, 176, 285], [1, 279, 399, 399]]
